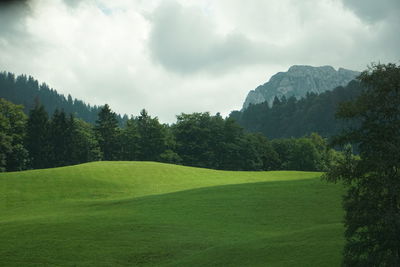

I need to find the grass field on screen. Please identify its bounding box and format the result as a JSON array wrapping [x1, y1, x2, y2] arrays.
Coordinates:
[[0, 161, 344, 266]]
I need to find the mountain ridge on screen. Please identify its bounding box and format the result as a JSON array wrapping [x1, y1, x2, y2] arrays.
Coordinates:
[[243, 65, 360, 109]]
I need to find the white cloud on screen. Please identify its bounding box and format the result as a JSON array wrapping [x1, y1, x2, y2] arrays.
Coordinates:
[[148, 1, 282, 74], [0, 0, 399, 123]]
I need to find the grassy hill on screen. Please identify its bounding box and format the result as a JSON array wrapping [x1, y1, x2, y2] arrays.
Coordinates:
[[0, 162, 344, 266]]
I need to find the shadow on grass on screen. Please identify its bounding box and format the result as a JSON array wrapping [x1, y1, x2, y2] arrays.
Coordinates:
[[0, 178, 344, 266]]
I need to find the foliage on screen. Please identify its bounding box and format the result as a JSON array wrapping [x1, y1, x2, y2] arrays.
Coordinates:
[[172, 112, 280, 171], [230, 80, 363, 139], [117, 117, 140, 161], [173, 112, 224, 169], [136, 109, 168, 161], [159, 149, 182, 164], [24, 104, 101, 169], [0, 98, 28, 171], [95, 104, 119, 160], [70, 118, 102, 164], [324, 63, 400, 266], [0, 71, 128, 125], [271, 133, 336, 172], [1, 99, 338, 171], [25, 102, 51, 169], [239, 133, 280, 171], [49, 109, 72, 167], [1, 88, 342, 172]]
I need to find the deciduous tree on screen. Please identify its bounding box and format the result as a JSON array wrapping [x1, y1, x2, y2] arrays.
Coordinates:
[[325, 63, 400, 266], [0, 98, 28, 171]]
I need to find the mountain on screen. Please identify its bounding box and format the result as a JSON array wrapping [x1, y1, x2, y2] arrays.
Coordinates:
[[0, 71, 128, 125], [242, 65, 359, 109], [231, 80, 364, 139]]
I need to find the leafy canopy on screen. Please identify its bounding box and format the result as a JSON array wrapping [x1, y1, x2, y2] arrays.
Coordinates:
[[325, 63, 400, 266]]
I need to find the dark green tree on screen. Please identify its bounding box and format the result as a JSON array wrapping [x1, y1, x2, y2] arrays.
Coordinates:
[[95, 104, 118, 160], [214, 117, 246, 170], [159, 126, 181, 164], [324, 63, 400, 266], [173, 112, 219, 168], [25, 102, 51, 169], [237, 133, 279, 171], [173, 112, 278, 171], [271, 134, 330, 171], [0, 71, 128, 125], [118, 117, 140, 161], [288, 138, 320, 171], [50, 109, 70, 167], [230, 80, 363, 139], [250, 133, 280, 171], [136, 109, 167, 161], [0, 98, 28, 171], [70, 118, 102, 164], [271, 138, 295, 170]]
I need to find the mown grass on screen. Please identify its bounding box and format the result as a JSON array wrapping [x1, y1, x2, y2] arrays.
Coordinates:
[[0, 161, 344, 266]]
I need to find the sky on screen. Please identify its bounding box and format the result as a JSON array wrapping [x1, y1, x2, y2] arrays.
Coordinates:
[[0, 0, 399, 123]]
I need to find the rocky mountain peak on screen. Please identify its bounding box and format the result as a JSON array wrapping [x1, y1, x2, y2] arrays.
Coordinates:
[[242, 65, 359, 110]]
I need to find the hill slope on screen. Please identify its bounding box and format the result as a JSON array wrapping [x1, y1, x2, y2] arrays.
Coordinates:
[[0, 71, 128, 125], [0, 162, 343, 266]]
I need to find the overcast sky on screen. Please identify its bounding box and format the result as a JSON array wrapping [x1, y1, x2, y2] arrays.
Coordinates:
[[0, 0, 399, 123]]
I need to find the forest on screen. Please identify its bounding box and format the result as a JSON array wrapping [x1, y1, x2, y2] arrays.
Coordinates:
[[230, 80, 363, 138], [0, 98, 340, 173], [1, 69, 365, 173], [0, 71, 128, 126]]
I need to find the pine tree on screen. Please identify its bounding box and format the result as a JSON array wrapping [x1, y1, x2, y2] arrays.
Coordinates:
[[136, 109, 166, 161], [50, 109, 70, 167], [25, 102, 51, 169], [118, 118, 140, 160], [94, 104, 118, 160]]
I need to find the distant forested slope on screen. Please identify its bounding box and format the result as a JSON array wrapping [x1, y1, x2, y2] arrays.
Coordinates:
[[0, 71, 128, 125], [230, 80, 363, 139]]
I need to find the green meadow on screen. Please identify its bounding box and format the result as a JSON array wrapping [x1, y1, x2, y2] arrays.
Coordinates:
[[0, 162, 344, 266]]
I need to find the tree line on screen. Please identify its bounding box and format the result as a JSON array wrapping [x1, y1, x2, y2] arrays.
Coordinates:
[[0, 71, 128, 125], [230, 80, 363, 139], [0, 99, 341, 172]]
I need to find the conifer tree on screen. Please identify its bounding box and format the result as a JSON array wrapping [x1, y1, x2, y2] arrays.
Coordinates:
[[50, 109, 70, 166], [118, 118, 140, 161], [95, 104, 118, 160], [25, 102, 51, 169], [136, 109, 167, 161]]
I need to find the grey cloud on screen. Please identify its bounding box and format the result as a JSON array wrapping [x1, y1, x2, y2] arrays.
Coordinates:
[[61, 0, 82, 8], [148, 1, 278, 74], [342, 0, 400, 23], [0, 0, 28, 7], [1, 0, 399, 124], [341, 0, 400, 65], [0, 0, 31, 43]]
